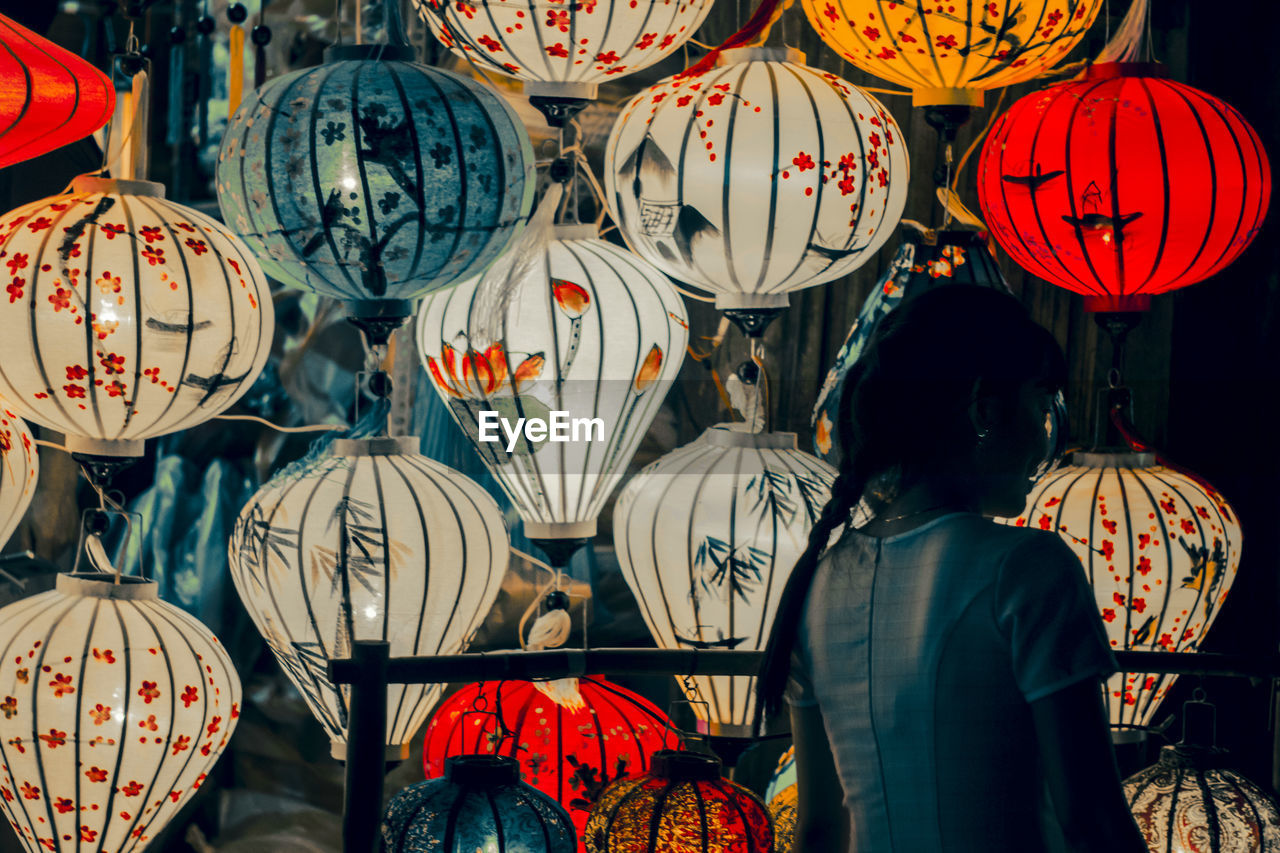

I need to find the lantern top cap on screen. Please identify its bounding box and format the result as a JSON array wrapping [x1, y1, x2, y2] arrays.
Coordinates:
[[331, 436, 420, 457], [1158, 743, 1233, 771], [553, 224, 599, 242], [1070, 450, 1157, 469], [71, 175, 165, 198], [56, 572, 158, 601], [324, 44, 418, 63], [717, 46, 806, 67], [445, 755, 522, 787], [1084, 62, 1170, 80], [650, 750, 722, 781], [702, 425, 797, 450]]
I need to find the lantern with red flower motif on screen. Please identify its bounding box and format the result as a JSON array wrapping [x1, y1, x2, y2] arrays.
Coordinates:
[[0, 409, 36, 548]]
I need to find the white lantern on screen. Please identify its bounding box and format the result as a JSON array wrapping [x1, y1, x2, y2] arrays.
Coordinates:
[[605, 47, 908, 313], [1000, 452, 1242, 729], [415, 0, 716, 100], [0, 409, 37, 548], [227, 436, 509, 759], [0, 177, 273, 458], [0, 573, 241, 852], [416, 226, 688, 541], [613, 425, 836, 733]]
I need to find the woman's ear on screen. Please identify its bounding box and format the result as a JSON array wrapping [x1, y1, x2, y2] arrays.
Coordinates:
[[967, 379, 1004, 441]]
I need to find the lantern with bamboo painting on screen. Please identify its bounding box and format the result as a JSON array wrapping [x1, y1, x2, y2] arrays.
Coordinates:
[[0, 409, 36, 548]]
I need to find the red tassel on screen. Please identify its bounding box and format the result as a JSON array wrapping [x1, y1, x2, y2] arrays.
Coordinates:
[[678, 0, 787, 78]]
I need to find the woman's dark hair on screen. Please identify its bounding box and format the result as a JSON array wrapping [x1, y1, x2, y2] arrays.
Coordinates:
[[753, 285, 1068, 726]]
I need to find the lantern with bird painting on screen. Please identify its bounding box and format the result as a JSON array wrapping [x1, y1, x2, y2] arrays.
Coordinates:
[[0, 410, 37, 548]]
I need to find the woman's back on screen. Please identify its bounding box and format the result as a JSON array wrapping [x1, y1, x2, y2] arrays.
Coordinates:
[[789, 512, 1115, 852]]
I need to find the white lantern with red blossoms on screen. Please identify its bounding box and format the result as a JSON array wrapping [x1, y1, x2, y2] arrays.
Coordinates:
[[0, 409, 37, 548]]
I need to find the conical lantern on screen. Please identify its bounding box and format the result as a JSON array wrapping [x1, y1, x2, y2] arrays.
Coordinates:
[[217, 45, 536, 324], [0, 573, 240, 852], [0, 13, 115, 169], [613, 425, 836, 734], [0, 176, 273, 458], [606, 47, 907, 317], [228, 436, 509, 759], [0, 409, 36, 548], [416, 225, 688, 541], [999, 451, 1242, 728]]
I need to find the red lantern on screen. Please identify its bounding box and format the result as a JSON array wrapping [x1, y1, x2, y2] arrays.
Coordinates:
[[978, 63, 1270, 312], [423, 676, 680, 849], [0, 13, 115, 170]]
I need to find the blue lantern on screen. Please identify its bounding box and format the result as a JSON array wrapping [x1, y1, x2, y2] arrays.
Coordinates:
[[383, 755, 577, 852], [216, 45, 536, 325]]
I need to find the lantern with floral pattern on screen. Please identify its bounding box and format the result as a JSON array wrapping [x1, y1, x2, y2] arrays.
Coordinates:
[[765, 747, 796, 853], [0, 409, 36, 548]]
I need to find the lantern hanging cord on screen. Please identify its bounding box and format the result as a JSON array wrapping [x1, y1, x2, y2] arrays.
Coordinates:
[[949, 87, 1006, 197], [213, 414, 340, 433]]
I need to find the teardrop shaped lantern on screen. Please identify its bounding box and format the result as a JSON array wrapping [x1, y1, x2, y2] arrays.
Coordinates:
[[800, 0, 1103, 106], [423, 676, 680, 847], [605, 47, 908, 320], [228, 436, 509, 760], [217, 45, 536, 326], [0, 13, 115, 169], [0, 573, 241, 852], [999, 451, 1242, 728], [385, 755, 577, 852], [811, 229, 1011, 461], [0, 176, 273, 458], [613, 425, 836, 734], [416, 225, 688, 542], [0, 409, 37, 548], [584, 750, 774, 853], [978, 63, 1271, 312]]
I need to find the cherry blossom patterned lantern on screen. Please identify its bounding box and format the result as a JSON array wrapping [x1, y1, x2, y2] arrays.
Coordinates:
[[423, 676, 680, 849], [228, 436, 509, 760], [415, 0, 715, 101], [584, 750, 774, 853], [613, 425, 836, 734], [0, 13, 115, 170], [217, 45, 535, 326], [0, 177, 273, 458], [1000, 452, 1242, 729], [417, 225, 688, 541], [0, 409, 37, 548], [0, 573, 240, 852], [978, 64, 1270, 312], [800, 0, 1103, 106], [605, 47, 907, 320]]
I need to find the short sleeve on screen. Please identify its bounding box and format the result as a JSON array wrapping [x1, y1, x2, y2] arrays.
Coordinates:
[[995, 532, 1117, 703], [784, 614, 819, 708]]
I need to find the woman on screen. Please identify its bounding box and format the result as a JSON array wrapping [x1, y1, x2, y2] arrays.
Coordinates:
[[755, 287, 1147, 852]]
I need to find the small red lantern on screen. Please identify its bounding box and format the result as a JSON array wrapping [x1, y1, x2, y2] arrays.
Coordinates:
[[423, 677, 680, 849], [0, 13, 115, 170], [978, 63, 1270, 312]]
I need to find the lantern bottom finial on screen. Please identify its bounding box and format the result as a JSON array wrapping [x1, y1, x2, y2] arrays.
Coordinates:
[[912, 87, 984, 108]]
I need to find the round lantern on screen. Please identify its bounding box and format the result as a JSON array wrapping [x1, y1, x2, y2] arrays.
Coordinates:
[[423, 676, 680, 847], [0, 176, 273, 458], [1000, 451, 1242, 728], [0, 409, 36, 548], [604, 47, 908, 314], [416, 225, 688, 541], [765, 747, 796, 853], [0, 13, 114, 170], [415, 0, 715, 100], [978, 63, 1271, 312], [613, 425, 836, 734], [217, 45, 536, 322], [800, 0, 1103, 106], [584, 750, 774, 853], [227, 436, 509, 759], [811, 229, 1010, 461], [385, 755, 576, 852], [0, 573, 241, 852], [1125, 745, 1280, 852]]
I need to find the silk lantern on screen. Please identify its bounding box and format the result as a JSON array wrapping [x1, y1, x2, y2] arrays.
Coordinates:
[[0, 409, 36, 548], [423, 676, 680, 848], [978, 63, 1271, 312], [415, 0, 715, 101], [811, 229, 1011, 461], [0, 573, 240, 852], [385, 755, 576, 852], [217, 45, 535, 325], [417, 225, 688, 542], [228, 436, 509, 759], [1125, 745, 1280, 852], [0, 176, 273, 458], [0, 13, 114, 170], [800, 0, 1103, 106], [613, 425, 836, 734], [605, 47, 907, 318], [765, 747, 796, 853], [1001, 451, 1241, 729], [584, 750, 774, 853]]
